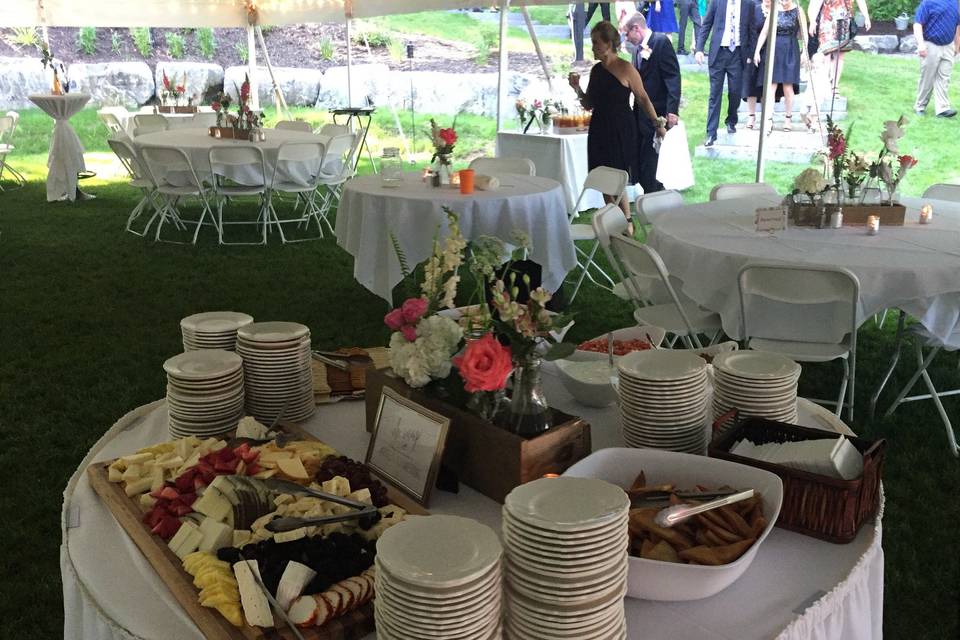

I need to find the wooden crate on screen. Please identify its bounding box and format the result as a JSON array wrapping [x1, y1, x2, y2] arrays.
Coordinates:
[[159, 105, 199, 114], [365, 368, 592, 503], [841, 204, 906, 226], [87, 425, 427, 640], [209, 126, 253, 140]]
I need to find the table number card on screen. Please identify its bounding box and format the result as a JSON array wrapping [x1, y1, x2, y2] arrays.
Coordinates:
[[755, 206, 788, 233]]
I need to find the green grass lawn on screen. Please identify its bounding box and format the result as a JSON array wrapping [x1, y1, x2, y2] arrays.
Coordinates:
[[1, 50, 959, 639]]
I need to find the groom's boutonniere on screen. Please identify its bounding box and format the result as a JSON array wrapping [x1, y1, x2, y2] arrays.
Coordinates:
[[640, 45, 652, 60]]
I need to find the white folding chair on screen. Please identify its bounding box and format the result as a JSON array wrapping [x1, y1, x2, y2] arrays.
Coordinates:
[[275, 120, 313, 133], [97, 108, 127, 135], [315, 132, 357, 223], [567, 166, 629, 303], [132, 114, 169, 137], [139, 145, 216, 244], [468, 157, 536, 176], [267, 141, 329, 241], [108, 137, 158, 236], [738, 263, 859, 420], [208, 146, 272, 245], [595, 205, 723, 348], [883, 324, 960, 457], [709, 182, 778, 201], [632, 189, 683, 242], [191, 112, 218, 128], [922, 183, 960, 202], [0, 112, 25, 190], [319, 123, 349, 137]]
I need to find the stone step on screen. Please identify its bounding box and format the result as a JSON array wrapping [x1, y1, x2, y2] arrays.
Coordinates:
[[694, 127, 825, 163]]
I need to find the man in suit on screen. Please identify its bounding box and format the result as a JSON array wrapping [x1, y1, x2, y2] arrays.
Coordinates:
[[625, 13, 681, 193], [676, 0, 702, 54], [694, 0, 751, 146]]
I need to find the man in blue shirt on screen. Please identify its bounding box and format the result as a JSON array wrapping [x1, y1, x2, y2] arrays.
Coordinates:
[[913, 0, 960, 117]]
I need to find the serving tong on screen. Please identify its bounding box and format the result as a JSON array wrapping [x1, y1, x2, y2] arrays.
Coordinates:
[[653, 489, 755, 528], [628, 486, 741, 506], [311, 350, 372, 371], [259, 478, 379, 533]]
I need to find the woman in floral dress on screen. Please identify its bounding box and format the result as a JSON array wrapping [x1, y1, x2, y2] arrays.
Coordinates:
[[807, 0, 871, 95]]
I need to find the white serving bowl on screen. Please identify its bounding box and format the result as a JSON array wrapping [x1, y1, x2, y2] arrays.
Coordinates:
[[555, 326, 666, 408], [562, 447, 783, 601]]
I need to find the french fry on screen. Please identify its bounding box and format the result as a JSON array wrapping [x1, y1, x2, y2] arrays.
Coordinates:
[[678, 545, 725, 565], [642, 540, 680, 563], [640, 538, 656, 557], [695, 513, 741, 544], [631, 510, 695, 550], [702, 529, 726, 547], [711, 538, 756, 564], [718, 506, 754, 538], [629, 471, 647, 491], [750, 516, 767, 538]]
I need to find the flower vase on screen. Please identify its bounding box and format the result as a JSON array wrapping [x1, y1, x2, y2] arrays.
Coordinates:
[[507, 353, 552, 436], [467, 389, 506, 423], [434, 154, 452, 185], [844, 185, 863, 206], [537, 117, 549, 135]]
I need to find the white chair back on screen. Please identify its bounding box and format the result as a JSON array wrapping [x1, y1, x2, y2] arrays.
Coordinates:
[[0, 116, 14, 146], [572, 166, 629, 220], [276, 120, 313, 133], [468, 157, 536, 176], [738, 264, 860, 345], [635, 189, 683, 225], [139, 145, 204, 191], [133, 114, 169, 137], [191, 112, 218, 128], [108, 138, 147, 180], [319, 133, 357, 178], [97, 108, 126, 134], [922, 183, 960, 202], [709, 182, 777, 201], [271, 141, 326, 188], [319, 123, 349, 137], [208, 146, 268, 188], [4, 110, 19, 136]]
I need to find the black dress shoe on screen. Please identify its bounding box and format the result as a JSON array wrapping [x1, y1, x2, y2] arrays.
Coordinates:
[[726, 123, 737, 134], [705, 135, 717, 147], [937, 108, 958, 118]]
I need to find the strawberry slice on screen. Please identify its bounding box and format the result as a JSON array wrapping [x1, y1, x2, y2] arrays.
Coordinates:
[[171, 501, 193, 516], [159, 486, 180, 501], [245, 462, 262, 476]]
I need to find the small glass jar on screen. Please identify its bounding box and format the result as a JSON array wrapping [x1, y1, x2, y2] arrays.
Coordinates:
[[380, 147, 403, 188]]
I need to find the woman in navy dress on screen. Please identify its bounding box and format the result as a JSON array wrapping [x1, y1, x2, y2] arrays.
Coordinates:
[[754, 0, 807, 130], [569, 21, 665, 223], [742, 0, 769, 130], [646, 0, 680, 35]]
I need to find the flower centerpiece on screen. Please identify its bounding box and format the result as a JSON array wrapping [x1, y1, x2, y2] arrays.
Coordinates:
[[161, 71, 187, 106], [518, 98, 565, 134], [429, 118, 457, 185], [869, 116, 916, 205], [39, 43, 68, 95], [211, 92, 232, 127], [234, 75, 262, 131], [843, 152, 870, 204]]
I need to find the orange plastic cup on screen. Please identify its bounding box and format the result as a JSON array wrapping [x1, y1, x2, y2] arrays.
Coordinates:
[[459, 169, 475, 194]]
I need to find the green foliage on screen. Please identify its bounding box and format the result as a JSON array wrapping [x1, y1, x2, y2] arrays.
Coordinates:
[[867, 0, 914, 21], [552, 58, 572, 80], [164, 31, 185, 59], [317, 36, 335, 61], [130, 27, 152, 57], [235, 41, 248, 63], [110, 30, 122, 54], [387, 39, 405, 62], [195, 28, 216, 60], [77, 27, 97, 55], [6, 27, 40, 48]]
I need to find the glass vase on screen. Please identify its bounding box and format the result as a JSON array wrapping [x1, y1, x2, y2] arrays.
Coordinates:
[[844, 184, 863, 206], [433, 154, 452, 185], [467, 389, 506, 423], [507, 353, 552, 436]]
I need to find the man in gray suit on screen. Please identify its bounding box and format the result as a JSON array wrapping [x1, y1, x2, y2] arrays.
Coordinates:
[[694, 0, 752, 146], [676, 0, 702, 54]]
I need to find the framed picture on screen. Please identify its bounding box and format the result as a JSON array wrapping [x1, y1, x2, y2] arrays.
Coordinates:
[[366, 387, 451, 506]]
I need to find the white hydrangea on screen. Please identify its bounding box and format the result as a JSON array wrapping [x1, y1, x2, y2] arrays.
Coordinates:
[[794, 167, 827, 195], [388, 315, 464, 388]]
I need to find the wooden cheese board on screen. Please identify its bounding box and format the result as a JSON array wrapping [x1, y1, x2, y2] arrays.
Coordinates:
[[87, 424, 428, 640]]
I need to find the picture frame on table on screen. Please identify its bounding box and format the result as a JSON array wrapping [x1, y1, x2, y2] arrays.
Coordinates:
[[366, 387, 450, 506]]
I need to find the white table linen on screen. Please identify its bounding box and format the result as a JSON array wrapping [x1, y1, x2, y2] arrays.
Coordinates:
[[29, 93, 90, 202], [132, 127, 330, 187], [497, 130, 606, 212], [62, 368, 882, 640], [335, 172, 576, 303], [121, 107, 216, 134], [648, 194, 960, 346]]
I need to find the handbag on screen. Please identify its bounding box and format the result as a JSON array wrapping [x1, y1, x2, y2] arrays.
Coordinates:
[[807, 10, 821, 55], [656, 121, 694, 191]]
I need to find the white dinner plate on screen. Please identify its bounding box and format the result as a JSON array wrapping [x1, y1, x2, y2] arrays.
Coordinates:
[[163, 350, 242, 380], [618, 349, 707, 381], [713, 350, 801, 380], [237, 321, 310, 343], [180, 311, 253, 332], [504, 477, 629, 530]]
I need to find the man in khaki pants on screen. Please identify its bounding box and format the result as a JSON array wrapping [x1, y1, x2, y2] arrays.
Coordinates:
[[913, 0, 960, 118]]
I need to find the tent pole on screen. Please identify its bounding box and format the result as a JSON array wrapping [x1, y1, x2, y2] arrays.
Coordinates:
[[496, 0, 511, 134], [346, 18, 354, 109], [255, 26, 291, 121], [247, 25, 259, 111], [755, 0, 780, 182], [519, 3, 553, 92]]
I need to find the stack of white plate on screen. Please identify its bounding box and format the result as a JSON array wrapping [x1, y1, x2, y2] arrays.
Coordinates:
[[502, 477, 630, 640], [180, 311, 254, 352], [712, 350, 801, 424], [374, 515, 502, 640], [236, 322, 315, 424], [164, 349, 244, 438], [616, 350, 709, 454]]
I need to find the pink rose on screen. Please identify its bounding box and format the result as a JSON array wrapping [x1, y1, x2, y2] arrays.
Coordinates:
[[453, 333, 513, 392], [384, 308, 405, 331], [401, 297, 429, 324], [400, 325, 418, 342]]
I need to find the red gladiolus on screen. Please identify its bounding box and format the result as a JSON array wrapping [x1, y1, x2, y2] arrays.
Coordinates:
[[438, 128, 457, 146], [898, 154, 917, 169], [240, 77, 250, 102], [162, 70, 171, 90]]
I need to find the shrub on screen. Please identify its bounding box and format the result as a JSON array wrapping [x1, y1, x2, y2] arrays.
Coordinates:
[[110, 30, 122, 54], [387, 39, 405, 62], [165, 32, 185, 59], [868, 0, 914, 21], [130, 27, 152, 57], [317, 37, 335, 61], [195, 28, 216, 60], [235, 42, 248, 63], [77, 27, 97, 55], [6, 27, 39, 48]]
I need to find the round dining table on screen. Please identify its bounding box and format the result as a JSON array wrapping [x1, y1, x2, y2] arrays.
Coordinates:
[[132, 127, 330, 187], [335, 172, 576, 303], [61, 365, 881, 640], [647, 194, 960, 345]]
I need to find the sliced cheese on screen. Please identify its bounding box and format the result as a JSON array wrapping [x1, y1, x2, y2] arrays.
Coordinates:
[[168, 520, 203, 559], [232, 530, 253, 548], [321, 476, 351, 497], [273, 527, 307, 544], [276, 561, 317, 610], [192, 488, 233, 522], [198, 517, 234, 553], [233, 560, 275, 628], [276, 456, 309, 480]]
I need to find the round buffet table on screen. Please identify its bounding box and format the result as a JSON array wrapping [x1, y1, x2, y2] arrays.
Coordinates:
[[335, 172, 576, 303], [62, 368, 882, 640], [132, 127, 330, 187], [648, 194, 960, 346], [29, 93, 91, 202]]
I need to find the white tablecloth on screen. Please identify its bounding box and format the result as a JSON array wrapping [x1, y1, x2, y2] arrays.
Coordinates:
[[132, 127, 330, 187], [29, 93, 90, 202], [496, 131, 606, 212], [648, 194, 960, 346], [62, 368, 882, 640], [335, 172, 576, 303], [120, 108, 216, 135]]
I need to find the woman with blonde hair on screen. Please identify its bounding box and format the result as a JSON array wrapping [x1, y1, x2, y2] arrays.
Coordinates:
[[755, 0, 808, 130]]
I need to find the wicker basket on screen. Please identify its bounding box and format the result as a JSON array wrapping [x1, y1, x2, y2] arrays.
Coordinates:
[[709, 414, 885, 544]]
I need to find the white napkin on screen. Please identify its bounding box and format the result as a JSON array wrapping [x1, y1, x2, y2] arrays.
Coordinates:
[[474, 175, 500, 191], [731, 436, 863, 480]]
